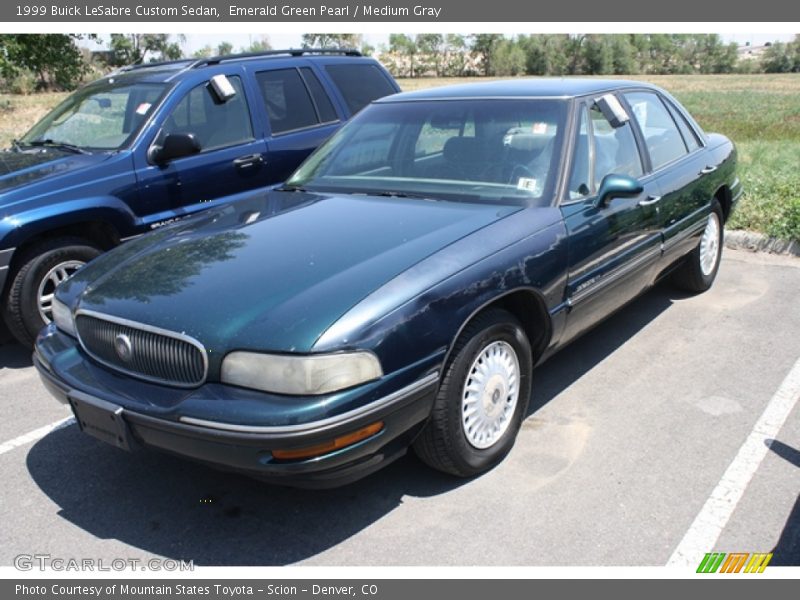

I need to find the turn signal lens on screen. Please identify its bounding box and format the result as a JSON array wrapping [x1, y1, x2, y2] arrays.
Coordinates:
[[271, 421, 384, 461]]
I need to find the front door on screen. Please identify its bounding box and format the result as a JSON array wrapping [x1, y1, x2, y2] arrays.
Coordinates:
[[134, 73, 268, 227], [560, 99, 662, 344]]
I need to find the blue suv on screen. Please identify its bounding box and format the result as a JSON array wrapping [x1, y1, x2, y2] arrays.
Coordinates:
[[0, 48, 400, 345]]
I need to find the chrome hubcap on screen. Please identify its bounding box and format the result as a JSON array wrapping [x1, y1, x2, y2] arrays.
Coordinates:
[[699, 212, 721, 276], [461, 340, 520, 450], [37, 260, 85, 323]]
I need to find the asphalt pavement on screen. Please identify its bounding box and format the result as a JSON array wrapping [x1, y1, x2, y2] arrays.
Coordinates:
[[0, 248, 798, 567]]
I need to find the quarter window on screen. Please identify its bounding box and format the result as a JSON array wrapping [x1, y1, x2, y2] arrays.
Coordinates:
[[159, 76, 253, 152], [325, 64, 397, 114], [624, 91, 689, 170], [665, 100, 701, 152]]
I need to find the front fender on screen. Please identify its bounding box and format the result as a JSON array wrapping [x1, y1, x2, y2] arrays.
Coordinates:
[[0, 197, 138, 250], [314, 209, 569, 377]]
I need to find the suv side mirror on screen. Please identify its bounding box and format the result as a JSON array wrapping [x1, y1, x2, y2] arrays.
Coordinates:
[[153, 133, 201, 164], [596, 173, 643, 207]]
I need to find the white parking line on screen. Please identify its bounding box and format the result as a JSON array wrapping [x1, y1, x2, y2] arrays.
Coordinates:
[[667, 354, 800, 567], [0, 416, 75, 456]]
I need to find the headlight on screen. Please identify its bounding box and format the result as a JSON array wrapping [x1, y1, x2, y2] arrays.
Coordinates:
[[220, 351, 383, 395], [52, 298, 76, 337]]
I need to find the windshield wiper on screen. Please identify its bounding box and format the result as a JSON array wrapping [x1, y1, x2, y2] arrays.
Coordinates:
[[275, 184, 309, 193], [25, 139, 90, 155], [371, 190, 438, 201]]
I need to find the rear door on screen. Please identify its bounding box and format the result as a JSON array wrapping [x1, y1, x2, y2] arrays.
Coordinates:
[[133, 70, 268, 224], [560, 97, 662, 343], [622, 91, 715, 266], [253, 65, 343, 184]]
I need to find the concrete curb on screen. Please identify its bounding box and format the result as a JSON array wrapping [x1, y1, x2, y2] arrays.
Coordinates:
[[725, 230, 800, 257]]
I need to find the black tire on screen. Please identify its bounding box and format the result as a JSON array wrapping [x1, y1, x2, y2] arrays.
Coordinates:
[[671, 199, 724, 293], [413, 308, 533, 477], [3, 238, 101, 346]]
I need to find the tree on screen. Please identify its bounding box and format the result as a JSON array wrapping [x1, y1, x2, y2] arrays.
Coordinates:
[[108, 34, 185, 66], [217, 41, 234, 56], [0, 34, 93, 90], [443, 34, 469, 76], [388, 33, 418, 77], [192, 45, 214, 58], [241, 36, 272, 53], [470, 34, 504, 76], [301, 34, 363, 50], [491, 38, 526, 76], [583, 35, 614, 75], [416, 34, 445, 76]]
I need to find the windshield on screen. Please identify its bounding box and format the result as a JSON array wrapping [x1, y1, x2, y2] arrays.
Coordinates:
[[20, 80, 168, 151], [287, 99, 567, 204]]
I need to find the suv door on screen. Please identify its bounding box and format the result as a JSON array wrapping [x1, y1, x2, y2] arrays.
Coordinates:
[[560, 98, 662, 343], [622, 91, 715, 266], [255, 66, 343, 183], [133, 72, 268, 224]]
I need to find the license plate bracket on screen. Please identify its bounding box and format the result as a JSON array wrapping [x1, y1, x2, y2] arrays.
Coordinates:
[[69, 394, 134, 452]]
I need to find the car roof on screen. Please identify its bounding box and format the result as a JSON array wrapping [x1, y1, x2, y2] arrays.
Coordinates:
[[379, 78, 662, 102], [97, 48, 367, 85]]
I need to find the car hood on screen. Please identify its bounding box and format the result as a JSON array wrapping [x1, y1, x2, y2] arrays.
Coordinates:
[[74, 190, 521, 357], [0, 148, 106, 195]]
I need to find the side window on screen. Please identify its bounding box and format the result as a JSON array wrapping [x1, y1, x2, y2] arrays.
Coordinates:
[[665, 100, 701, 153], [567, 102, 643, 200], [624, 91, 688, 170], [299, 67, 338, 124], [589, 103, 643, 183], [256, 68, 320, 135], [159, 76, 253, 152], [325, 64, 397, 114]]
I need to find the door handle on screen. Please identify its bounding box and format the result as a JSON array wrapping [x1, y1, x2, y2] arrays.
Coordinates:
[[233, 154, 264, 168], [699, 165, 717, 175], [638, 195, 661, 207]]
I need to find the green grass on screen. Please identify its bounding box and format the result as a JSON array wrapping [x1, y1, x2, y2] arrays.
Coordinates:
[[2, 74, 799, 241]]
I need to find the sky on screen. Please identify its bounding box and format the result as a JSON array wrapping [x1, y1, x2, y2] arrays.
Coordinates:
[[79, 32, 797, 57]]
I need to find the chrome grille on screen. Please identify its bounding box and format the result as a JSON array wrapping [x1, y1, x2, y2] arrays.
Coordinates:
[[75, 312, 207, 387]]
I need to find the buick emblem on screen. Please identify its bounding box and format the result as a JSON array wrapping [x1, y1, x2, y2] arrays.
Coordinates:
[[114, 333, 133, 362]]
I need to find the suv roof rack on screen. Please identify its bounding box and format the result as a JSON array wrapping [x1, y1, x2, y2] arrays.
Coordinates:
[[192, 47, 362, 68], [116, 58, 196, 73], [111, 48, 362, 78]]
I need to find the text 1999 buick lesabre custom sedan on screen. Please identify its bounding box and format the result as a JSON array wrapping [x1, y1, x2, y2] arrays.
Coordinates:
[[35, 79, 740, 487]]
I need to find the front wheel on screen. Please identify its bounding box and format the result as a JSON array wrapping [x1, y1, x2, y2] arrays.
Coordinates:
[[671, 200, 724, 293], [413, 309, 533, 477], [3, 238, 101, 346]]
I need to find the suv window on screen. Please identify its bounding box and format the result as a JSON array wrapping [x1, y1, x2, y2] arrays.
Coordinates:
[[567, 103, 643, 200], [624, 91, 688, 170], [325, 64, 397, 114], [256, 68, 334, 135], [299, 67, 338, 124], [159, 76, 253, 152]]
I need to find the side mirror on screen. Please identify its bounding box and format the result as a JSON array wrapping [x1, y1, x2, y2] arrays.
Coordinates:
[[153, 133, 201, 164], [595, 174, 643, 207]]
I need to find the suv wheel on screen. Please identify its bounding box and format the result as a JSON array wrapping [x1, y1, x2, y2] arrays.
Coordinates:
[[3, 238, 101, 346]]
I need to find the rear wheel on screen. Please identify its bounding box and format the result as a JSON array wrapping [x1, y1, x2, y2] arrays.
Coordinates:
[[3, 238, 101, 346], [671, 200, 724, 293], [413, 309, 532, 477]]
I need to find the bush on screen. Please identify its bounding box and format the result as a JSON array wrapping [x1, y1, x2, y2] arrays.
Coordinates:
[[6, 69, 37, 95]]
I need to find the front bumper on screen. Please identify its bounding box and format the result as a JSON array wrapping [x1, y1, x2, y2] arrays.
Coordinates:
[[35, 326, 439, 488]]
